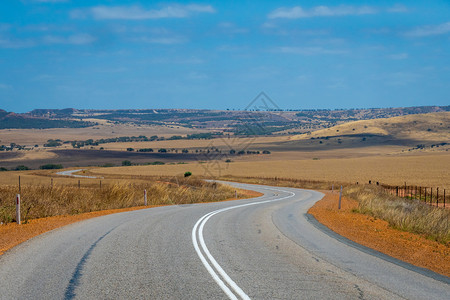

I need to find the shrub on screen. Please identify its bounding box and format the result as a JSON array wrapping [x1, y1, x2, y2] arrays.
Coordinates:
[[15, 165, 30, 171], [0, 167, 7, 171], [39, 164, 63, 170], [147, 161, 165, 165], [126, 148, 134, 152], [184, 171, 192, 177], [122, 160, 132, 166], [44, 139, 61, 147]]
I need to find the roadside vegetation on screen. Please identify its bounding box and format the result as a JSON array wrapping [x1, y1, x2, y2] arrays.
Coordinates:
[[344, 185, 450, 245], [220, 176, 450, 245], [0, 177, 243, 224]]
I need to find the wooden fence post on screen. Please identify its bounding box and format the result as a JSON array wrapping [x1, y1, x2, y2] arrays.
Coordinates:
[[338, 186, 343, 210], [436, 187, 439, 206]]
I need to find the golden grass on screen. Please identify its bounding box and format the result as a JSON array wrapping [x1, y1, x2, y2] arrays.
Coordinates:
[[308, 193, 450, 276], [0, 122, 202, 145], [344, 185, 450, 245], [0, 177, 246, 224], [90, 153, 450, 189], [290, 112, 450, 142]]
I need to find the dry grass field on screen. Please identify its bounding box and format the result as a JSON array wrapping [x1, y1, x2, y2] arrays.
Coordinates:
[[0, 122, 205, 146], [89, 152, 450, 190], [291, 112, 450, 143]]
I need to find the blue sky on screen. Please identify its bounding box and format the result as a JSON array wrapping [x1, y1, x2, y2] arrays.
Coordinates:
[[0, 0, 449, 112]]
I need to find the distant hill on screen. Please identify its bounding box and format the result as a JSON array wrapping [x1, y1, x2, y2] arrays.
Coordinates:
[[1, 105, 449, 132], [290, 112, 450, 144], [0, 109, 96, 129]]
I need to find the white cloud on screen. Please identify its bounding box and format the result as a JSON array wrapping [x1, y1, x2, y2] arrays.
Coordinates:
[[276, 46, 347, 55], [387, 53, 408, 60], [130, 36, 186, 44], [72, 4, 215, 20], [31, 0, 69, 3], [187, 71, 208, 80], [387, 4, 408, 13], [268, 5, 377, 19], [0, 38, 34, 48], [217, 22, 248, 34], [405, 22, 450, 37], [43, 33, 96, 45], [386, 72, 420, 86]]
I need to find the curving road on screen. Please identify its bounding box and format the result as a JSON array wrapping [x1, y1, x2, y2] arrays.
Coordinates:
[[0, 182, 448, 299]]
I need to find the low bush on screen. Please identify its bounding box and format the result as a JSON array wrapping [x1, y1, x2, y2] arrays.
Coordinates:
[[39, 164, 63, 170]]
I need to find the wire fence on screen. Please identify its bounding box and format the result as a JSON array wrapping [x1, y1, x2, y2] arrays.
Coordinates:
[[380, 183, 447, 208]]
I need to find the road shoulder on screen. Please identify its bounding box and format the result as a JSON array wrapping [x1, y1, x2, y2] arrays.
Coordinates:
[[308, 192, 450, 277]]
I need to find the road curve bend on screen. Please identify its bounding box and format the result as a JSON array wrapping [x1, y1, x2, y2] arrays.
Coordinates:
[[0, 182, 448, 299]]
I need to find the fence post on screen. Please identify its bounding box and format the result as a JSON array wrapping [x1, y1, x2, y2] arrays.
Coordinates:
[[332, 184, 334, 193], [396, 186, 398, 197], [430, 188, 433, 205], [424, 187, 427, 203], [16, 194, 21, 225], [436, 187, 439, 206], [338, 185, 343, 210], [51, 178, 53, 188], [235, 190, 237, 199], [144, 189, 147, 206]]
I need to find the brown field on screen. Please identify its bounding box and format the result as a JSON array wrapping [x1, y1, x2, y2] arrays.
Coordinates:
[[291, 112, 450, 142], [0, 122, 206, 146], [89, 152, 450, 190]]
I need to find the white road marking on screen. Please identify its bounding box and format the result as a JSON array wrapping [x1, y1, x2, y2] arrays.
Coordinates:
[[192, 186, 298, 299]]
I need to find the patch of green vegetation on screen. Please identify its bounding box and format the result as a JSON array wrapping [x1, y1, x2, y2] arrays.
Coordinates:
[[15, 165, 30, 171]]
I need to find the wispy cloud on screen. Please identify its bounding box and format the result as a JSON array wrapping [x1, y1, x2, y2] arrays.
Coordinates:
[[72, 4, 215, 20], [43, 33, 96, 45], [268, 5, 378, 19], [217, 22, 248, 34], [0, 38, 35, 48], [387, 4, 408, 13], [130, 36, 186, 44], [405, 22, 450, 37], [0, 83, 12, 89], [276, 46, 347, 55], [31, 0, 69, 3], [387, 53, 408, 60]]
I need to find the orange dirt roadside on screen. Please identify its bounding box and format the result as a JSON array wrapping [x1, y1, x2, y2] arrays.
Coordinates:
[[308, 192, 450, 277]]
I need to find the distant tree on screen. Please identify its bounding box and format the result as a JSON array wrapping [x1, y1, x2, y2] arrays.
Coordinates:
[[0, 167, 7, 171], [122, 160, 132, 166], [15, 165, 30, 171], [39, 164, 63, 170], [158, 148, 167, 153], [262, 150, 271, 154], [44, 139, 61, 147], [126, 148, 134, 152]]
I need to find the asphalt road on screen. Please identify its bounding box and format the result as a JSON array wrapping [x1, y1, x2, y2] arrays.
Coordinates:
[[0, 182, 448, 299]]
